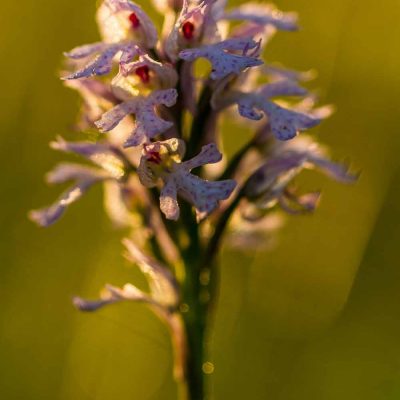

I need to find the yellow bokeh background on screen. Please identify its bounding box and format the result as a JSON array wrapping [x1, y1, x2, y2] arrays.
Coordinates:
[[1, 0, 400, 399]]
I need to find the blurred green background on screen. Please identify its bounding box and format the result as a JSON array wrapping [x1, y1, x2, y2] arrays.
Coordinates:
[[1, 0, 400, 399]]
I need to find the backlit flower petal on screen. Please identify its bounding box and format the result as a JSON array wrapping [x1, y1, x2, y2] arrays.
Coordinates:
[[224, 3, 298, 32], [29, 164, 110, 227], [279, 191, 321, 215], [179, 37, 263, 80], [73, 283, 150, 312], [310, 156, 359, 183], [97, 0, 158, 48], [123, 239, 180, 308], [121, 53, 178, 88], [64, 42, 108, 59], [63, 44, 122, 80], [237, 94, 320, 140], [182, 143, 222, 170], [64, 79, 117, 129], [29, 184, 88, 227], [50, 137, 126, 179], [262, 101, 321, 140], [95, 89, 178, 146], [160, 179, 180, 220], [164, 0, 220, 61], [174, 172, 236, 221], [258, 80, 308, 99], [263, 64, 316, 82], [245, 136, 357, 212]]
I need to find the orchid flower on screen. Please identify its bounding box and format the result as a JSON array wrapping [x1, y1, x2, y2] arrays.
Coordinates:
[[63, 0, 158, 80], [137, 139, 236, 220], [179, 37, 263, 80], [223, 2, 298, 32], [30, 137, 128, 227], [74, 238, 180, 313], [164, 0, 220, 61], [119, 50, 179, 88], [245, 137, 357, 214], [95, 88, 178, 147], [29, 163, 113, 227]]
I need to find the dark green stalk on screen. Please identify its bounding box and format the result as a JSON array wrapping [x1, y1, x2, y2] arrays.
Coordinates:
[[217, 138, 255, 181], [180, 202, 207, 400], [203, 190, 244, 267], [186, 84, 213, 159], [173, 60, 185, 138]]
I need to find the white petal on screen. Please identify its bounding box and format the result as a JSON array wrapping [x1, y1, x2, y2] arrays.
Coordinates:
[[160, 179, 180, 220], [63, 44, 121, 80], [182, 143, 222, 171], [64, 42, 107, 59], [224, 3, 298, 31], [179, 38, 263, 80], [123, 239, 180, 308]]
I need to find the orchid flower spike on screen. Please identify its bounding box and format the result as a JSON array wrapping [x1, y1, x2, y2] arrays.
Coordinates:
[[31, 1, 357, 394]]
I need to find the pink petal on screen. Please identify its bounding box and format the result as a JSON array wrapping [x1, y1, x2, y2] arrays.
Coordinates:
[[175, 171, 236, 220], [63, 44, 121, 80], [29, 164, 111, 227], [98, 0, 158, 48], [258, 80, 308, 99], [64, 42, 107, 59], [179, 38, 263, 80], [182, 143, 223, 171], [123, 239, 180, 307], [95, 100, 138, 132], [224, 3, 298, 31], [160, 179, 180, 220], [263, 102, 321, 140]]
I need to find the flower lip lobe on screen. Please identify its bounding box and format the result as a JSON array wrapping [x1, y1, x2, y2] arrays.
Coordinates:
[[129, 12, 140, 28]]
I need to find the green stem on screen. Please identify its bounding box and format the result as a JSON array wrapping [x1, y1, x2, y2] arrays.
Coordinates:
[[203, 191, 244, 267], [179, 202, 208, 400], [179, 193, 244, 399], [172, 60, 185, 138], [217, 138, 255, 181], [186, 84, 213, 159], [182, 308, 206, 400]]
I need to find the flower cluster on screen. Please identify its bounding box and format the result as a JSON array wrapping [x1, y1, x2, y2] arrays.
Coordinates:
[[30, 0, 356, 393]]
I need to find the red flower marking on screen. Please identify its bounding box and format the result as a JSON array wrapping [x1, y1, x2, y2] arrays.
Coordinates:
[[135, 65, 151, 83], [129, 12, 140, 29], [146, 150, 162, 164], [182, 21, 195, 40]]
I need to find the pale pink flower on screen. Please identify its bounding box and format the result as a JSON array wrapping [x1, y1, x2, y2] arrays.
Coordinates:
[[74, 238, 180, 312], [63, 0, 158, 80], [245, 136, 357, 213], [164, 0, 220, 61], [95, 89, 178, 147], [137, 139, 236, 220], [179, 37, 263, 80]]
